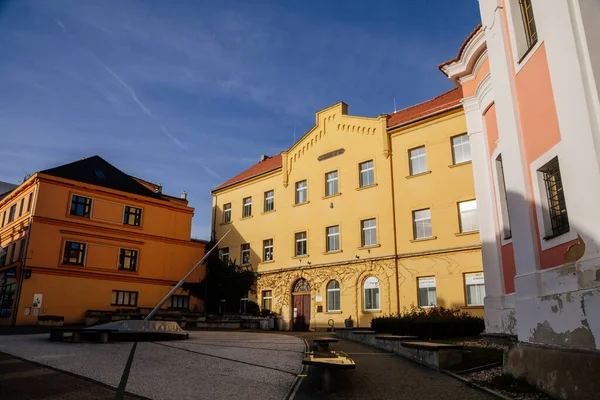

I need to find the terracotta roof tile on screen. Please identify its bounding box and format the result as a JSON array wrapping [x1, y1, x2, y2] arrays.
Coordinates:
[[438, 24, 483, 74], [387, 87, 463, 128], [212, 154, 282, 191]]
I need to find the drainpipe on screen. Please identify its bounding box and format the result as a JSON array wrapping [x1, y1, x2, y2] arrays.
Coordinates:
[[11, 178, 39, 326], [388, 140, 401, 315]]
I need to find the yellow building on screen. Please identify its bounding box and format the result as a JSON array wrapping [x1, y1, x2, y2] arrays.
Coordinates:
[[211, 88, 485, 331]]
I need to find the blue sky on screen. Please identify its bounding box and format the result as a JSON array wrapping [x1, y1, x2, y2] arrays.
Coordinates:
[[0, 0, 480, 239]]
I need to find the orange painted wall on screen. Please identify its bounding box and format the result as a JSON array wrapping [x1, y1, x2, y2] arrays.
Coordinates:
[[463, 58, 490, 98], [500, 243, 516, 294], [2, 176, 204, 325]]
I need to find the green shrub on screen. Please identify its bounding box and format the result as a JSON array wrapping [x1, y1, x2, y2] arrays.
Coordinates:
[[245, 300, 261, 316], [371, 306, 484, 339]]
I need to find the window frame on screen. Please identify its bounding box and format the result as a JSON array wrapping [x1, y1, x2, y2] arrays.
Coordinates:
[[8, 242, 16, 263], [118, 248, 139, 271], [62, 241, 86, 266], [358, 160, 375, 188], [360, 218, 377, 247], [8, 204, 16, 223], [241, 243, 251, 265], [458, 200, 479, 233], [168, 294, 190, 310], [325, 170, 339, 197], [242, 197, 252, 218], [519, 0, 537, 50], [539, 157, 569, 239], [220, 247, 230, 265], [451, 134, 471, 165], [326, 280, 341, 312], [363, 276, 380, 311], [464, 272, 486, 307], [223, 203, 232, 223], [295, 180, 308, 205], [123, 206, 143, 226], [417, 276, 437, 308], [261, 290, 272, 311], [326, 225, 340, 252], [494, 154, 512, 241], [264, 190, 275, 213], [18, 198, 25, 217], [295, 231, 307, 257], [70, 195, 92, 218], [263, 239, 274, 262], [409, 146, 427, 176], [413, 209, 432, 240], [111, 290, 138, 307]]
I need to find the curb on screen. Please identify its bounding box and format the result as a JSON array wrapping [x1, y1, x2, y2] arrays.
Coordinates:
[[440, 369, 513, 400], [285, 335, 310, 400]]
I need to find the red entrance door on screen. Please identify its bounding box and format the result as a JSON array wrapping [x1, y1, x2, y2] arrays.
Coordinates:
[[292, 294, 311, 331]]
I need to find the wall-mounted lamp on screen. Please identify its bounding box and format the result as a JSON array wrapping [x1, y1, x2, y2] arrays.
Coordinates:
[[330, 202, 334, 209], [355, 255, 360, 259], [307, 261, 312, 265]]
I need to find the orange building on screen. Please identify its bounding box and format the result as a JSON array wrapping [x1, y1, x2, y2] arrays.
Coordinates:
[[0, 156, 205, 326]]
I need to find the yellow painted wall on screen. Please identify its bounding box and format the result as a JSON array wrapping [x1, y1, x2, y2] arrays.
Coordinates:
[[212, 104, 484, 330]]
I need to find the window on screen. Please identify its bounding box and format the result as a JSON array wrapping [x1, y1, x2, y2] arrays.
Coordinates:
[[239, 298, 248, 313], [519, 0, 537, 49], [325, 171, 339, 196], [295, 180, 307, 204], [0, 247, 7, 266], [241, 243, 251, 265], [18, 239, 25, 261], [27, 193, 33, 212], [70, 195, 92, 217], [327, 280, 340, 312], [118, 249, 138, 271], [364, 277, 380, 311], [418, 277, 437, 308], [1, 212, 5, 227], [223, 203, 231, 223], [263, 239, 273, 262], [458, 200, 479, 233], [262, 290, 272, 311], [169, 295, 189, 309], [9, 243, 16, 263], [221, 247, 229, 265], [465, 273, 486, 306], [361, 218, 377, 247], [326, 225, 340, 252], [409, 146, 427, 175], [123, 206, 142, 226], [242, 197, 252, 218], [111, 290, 138, 306], [413, 209, 432, 239], [8, 204, 16, 223], [0, 283, 16, 317], [359, 160, 375, 187], [452, 134, 471, 164], [264, 190, 274, 213], [295, 232, 307, 256], [18, 198, 24, 217], [495, 155, 512, 239], [62, 241, 86, 265], [539, 157, 569, 237]]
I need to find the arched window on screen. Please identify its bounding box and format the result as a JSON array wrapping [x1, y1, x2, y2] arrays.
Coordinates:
[[293, 278, 311, 293], [326, 280, 340, 312], [364, 276, 380, 311]]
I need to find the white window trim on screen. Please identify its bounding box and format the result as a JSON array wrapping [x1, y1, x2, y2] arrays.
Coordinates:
[[221, 248, 229, 263], [490, 148, 513, 246], [264, 190, 274, 212], [530, 143, 577, 251], [326, 225, 340, 252], [296, 180, 308, 204], [452, 134, 472, 164], [361, 219, 377, 247], [504, 0, 543, 74], [243, 198, 252, 217], [409, 147, 427, 175], [363, 277, 380, 311], [263, 239, 273, 262], [223, 203, 232, 222], [327, 281, 341, 312], [326, 171, 339, 196], [413, 209, 432, 239], [458, 200, 479, 233], [241, 244, 251, 265], [295, 232, 307, 256], [359, 160, 375, 187]]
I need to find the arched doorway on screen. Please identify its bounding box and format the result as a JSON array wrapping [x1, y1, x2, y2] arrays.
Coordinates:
[[292, 278, 311, 331]]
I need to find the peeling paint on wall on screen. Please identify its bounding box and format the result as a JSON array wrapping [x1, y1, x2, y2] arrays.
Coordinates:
[[529, 320, 596, 349]]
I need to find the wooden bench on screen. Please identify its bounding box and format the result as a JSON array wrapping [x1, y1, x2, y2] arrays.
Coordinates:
[[313, 337, 338, 352], [50, 328, 117, 344], [303, 350, 355, 393]]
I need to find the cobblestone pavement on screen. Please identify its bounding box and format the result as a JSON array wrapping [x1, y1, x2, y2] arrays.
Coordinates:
[[293, 332, 494, 400], [0, 352, 142, 400]]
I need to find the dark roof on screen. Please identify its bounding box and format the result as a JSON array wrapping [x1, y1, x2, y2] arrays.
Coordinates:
[[40, 156, 164, 200], [387, 87, 463, 128], [0, 181, 17, 201]]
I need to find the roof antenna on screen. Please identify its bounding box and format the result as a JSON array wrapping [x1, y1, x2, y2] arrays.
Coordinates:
[[393, 97, 397, 113]]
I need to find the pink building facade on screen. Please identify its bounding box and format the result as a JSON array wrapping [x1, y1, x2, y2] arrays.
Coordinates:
[[441, 0, 600, 397]]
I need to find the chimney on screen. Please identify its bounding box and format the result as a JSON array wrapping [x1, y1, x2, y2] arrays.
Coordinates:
[[260, 154, 269, 162], [181, 191, 187, 200], [155, 184, 162, 194]]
